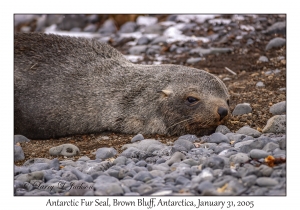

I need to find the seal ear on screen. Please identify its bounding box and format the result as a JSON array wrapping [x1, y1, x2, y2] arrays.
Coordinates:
[[157, 89, 173, 98]]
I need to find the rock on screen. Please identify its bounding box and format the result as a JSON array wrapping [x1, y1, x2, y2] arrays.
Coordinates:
[[137, 36, 150, 45], [270, 101, 286, 115], [262, 115, 286, 133], [94, 182, 124, 195], [136, 16, 158, 26], [128, 45, 148, 55], [144, 24, 164, 34], [215, 125, 231, 135], [49, 144, 79, 157], [265, 69, 281, 75], [16, 171, 44, 182], [265, 37, 286, 51], [98, 19, 117, 35], [14, 135, 30, 144], [264, 21, 286, 35], [203, 156, 225, 170], [151, 36, 168, 45], [249, 149, 269, 159], [119, 21, 137, 33], [83, 24, 97, 32], [190, 47, 232, 55], [96, 147, 117, 160], [232, 103, 252, 115], [208, 132, 230, 143], [133, 171, 154, 182], [14, 145, 25, 161], [174, 139, 194, 150], [257, 165, 273, 177], [229, 153, 250, 164], [262, 142, 279, 153], [131, 134, 145, 142], [165, 152, 186, 166], [258, 56, 268, 62], [242, 175, 257, 187], [61, 171, 78, 181], [236, 126, 261, 137], [256, 81, 265, 87], [256, 177, 278, 187], [186, 57, 202, 64], [177, 134, 199, 142]]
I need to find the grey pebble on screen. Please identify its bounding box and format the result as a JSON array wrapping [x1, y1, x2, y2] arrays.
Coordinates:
[[258, 56, 268, 62], [95, 147, 117, 160], [16, 171, 44, 182], [208, 132, 230, 143], [94, 183, 124, 195], [249, 149, 269, 159], [215, 125, 231, 135], [14, 145, 25, 161], [129, 45, 148, 55], [178, 134, 199, 142], [203, 156, 225, 170], [137, 36, 150, 45], [174, 138, 194, 150], [256, 81, 265, 87], [49, 144, 79, 157], [165, 152, 186, 166], [133, 171, 154, 182], [257, 165, 273, 177], [262, 142, 279, 153], [232, 103, 252, 115], [119, 21, 137, 33], [151, 36, 168, 45], [262, 115, 286, 133], [242, 175, 257, 187], [14, 135, 30, 144], [229, 153, 250, 164], [256, 177, 278, 187], [265, 37, 286, 51], [236, 126, 261, 137], [186, 57, 202, 64], [270, 101, 286, 115]]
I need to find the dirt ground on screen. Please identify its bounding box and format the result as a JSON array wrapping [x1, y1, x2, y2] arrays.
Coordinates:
[[15, 15, 286, 166]]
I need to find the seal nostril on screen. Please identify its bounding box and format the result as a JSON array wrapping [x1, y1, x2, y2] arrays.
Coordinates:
[[218, 107, 228, 121]]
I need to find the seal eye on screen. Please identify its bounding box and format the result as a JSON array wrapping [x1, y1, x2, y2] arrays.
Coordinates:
[[227, 99, 230, 106], [187, 96, 199, 104]]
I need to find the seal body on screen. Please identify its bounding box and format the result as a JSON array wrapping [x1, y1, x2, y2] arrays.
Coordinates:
[[14, 33, 230, 139]]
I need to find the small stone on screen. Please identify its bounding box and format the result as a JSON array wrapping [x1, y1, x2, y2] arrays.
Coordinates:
[[229, 153, 250, 164], [256, 81, 265, 87], [265, 37, 286, 51], [165, 152, 186, 166], [137, 36, 150, 45], [16, 171, 44, 182], [96, 147, 117, 160], [236, 126, 261, 137], [242, 175, 257, 187], [151, 36, 168, 45], [215, 125, 231, 134], [232, 103, 252, 116], [270, 101, 286, 115], [136, 16, 158, 26], [131, 134, 144, 142], [257, 165, 273, 177], [264, 21, 286, 35], [14, 135, 30, 144], [249, 149, 269, 159], [258, 56, 268, 62], [119, 21, 137, 33], [83, 24, 97, 32], [262, 115, 286, 133], [133, 171, 154, 182], [174, 139, 195, 150], [49, 144, 79, 157], [208, 132, 230, 143], [203, 156, 225, 170], [186, 57, 202, 64], [256, 177, 278, 187], [128, 45, 148, 55], [177, 134, 199, 142], [14, 145, 25, 161], [262, 142, 279, 153]]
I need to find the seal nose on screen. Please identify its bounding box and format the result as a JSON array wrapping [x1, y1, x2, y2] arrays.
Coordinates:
[[218, 107, 228, 121]]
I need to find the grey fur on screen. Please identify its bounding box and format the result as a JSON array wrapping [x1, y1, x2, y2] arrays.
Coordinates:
[[14, 33, 230, 139]]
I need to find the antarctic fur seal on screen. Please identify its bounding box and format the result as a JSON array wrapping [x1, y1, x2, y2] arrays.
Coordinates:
[[14, 33, 230, 139]]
